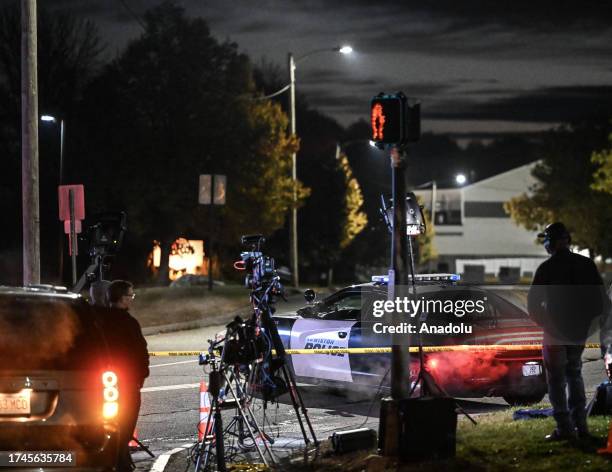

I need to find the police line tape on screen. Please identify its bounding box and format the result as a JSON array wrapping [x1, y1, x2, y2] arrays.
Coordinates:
[[149, 343, 602, 357]]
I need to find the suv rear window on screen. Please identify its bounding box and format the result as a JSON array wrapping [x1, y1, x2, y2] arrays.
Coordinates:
[[0, 296, 108, 371]]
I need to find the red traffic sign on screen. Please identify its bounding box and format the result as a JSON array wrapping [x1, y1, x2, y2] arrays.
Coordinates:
[[58, 185, 85, 221]]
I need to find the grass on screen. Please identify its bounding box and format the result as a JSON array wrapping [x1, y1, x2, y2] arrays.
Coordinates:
[[283, 408, 612, 471], [130, 284, 250, 328]]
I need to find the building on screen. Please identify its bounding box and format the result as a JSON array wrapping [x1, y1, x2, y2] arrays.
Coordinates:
[[414, 162, 547, 280]]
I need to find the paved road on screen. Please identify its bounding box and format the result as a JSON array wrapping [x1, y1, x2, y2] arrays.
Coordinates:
[[131, 310, 610, 471]]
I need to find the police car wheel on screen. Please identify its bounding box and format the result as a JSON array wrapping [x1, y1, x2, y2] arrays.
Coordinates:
[[502, 391, 546, 406]]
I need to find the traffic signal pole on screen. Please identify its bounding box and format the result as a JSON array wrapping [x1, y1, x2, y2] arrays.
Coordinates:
[[390, 146, 410, 400]]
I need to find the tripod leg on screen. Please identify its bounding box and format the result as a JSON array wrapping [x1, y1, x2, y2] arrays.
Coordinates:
[[280, 365, 318, 446], [285, 366, 318, 445], [194, 397, 216, 472], [214, 407, 226, 472], [224, 372, 275, 465]]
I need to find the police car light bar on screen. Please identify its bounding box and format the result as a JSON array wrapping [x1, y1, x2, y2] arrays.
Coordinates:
[[371, 273, 461, 284]]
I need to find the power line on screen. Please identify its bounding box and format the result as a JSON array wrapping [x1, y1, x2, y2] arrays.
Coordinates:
[[116, 0, 146, 31]]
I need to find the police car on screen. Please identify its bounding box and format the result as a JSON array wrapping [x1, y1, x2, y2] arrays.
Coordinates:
[[275, 274, 547, 406]]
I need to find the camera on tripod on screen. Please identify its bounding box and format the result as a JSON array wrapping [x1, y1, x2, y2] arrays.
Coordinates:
[[238, 235, 278, 290], [221, 316, 263, 365], [73, 212, 127, 293], [87, 211, 127, 258]]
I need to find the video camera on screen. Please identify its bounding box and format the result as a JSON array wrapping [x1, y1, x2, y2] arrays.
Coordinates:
[[237, 235, 282, 295], [73, 212, 127, 294], [86, 211, 127, 258]]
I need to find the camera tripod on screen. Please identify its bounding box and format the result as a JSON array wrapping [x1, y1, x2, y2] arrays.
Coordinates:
[[194, 354, 277, 472]]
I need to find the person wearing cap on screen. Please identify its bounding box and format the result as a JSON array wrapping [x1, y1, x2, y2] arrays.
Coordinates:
[[528, 222, 608, 440], [98, 280, 149, 471]]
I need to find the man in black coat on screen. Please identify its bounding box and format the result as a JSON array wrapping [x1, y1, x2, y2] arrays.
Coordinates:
[[101, 280, 149, 471], [528, 223, 607, 440]]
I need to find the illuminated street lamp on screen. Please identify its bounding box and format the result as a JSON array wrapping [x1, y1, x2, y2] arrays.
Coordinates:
[[40, 115, 65, 184], [41, 114, 66, 281], [455, 173, 467, 186], [288, 44, 352, 287]]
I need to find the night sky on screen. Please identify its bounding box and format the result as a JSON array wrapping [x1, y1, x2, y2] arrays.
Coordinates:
[[28, 1, 612, 137]]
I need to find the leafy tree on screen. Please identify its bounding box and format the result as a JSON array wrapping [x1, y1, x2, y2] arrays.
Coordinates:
[[0, 4, 103, 283], [338, 149, 367, 249], [592, 134, 612, 194], [253, 65, 369, 282], [73, 2, 301, 282], [505, 120, 612, 259]]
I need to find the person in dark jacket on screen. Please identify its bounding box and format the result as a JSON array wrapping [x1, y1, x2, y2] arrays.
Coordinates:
[[100, 280, 149, 471], [528, 223, 607, 441]]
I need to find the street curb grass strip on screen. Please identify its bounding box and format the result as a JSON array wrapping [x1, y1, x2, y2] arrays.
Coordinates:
[[148, 343, 601, 356]]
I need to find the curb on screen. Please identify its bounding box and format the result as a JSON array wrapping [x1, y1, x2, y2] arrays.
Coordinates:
[[141, 309, 250, 336]]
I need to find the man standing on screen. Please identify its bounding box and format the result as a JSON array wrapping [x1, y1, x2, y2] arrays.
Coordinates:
[[528, 223, 606, 440], [102, 280, 149, 471]]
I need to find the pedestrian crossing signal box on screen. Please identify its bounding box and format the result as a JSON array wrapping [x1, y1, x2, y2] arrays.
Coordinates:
[[370, 92, 420, 147]]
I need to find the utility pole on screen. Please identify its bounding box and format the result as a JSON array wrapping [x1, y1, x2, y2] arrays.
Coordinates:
[[430, 180, 437, 229], [21, 0, 40, 285], [288, 52, 299, 288]]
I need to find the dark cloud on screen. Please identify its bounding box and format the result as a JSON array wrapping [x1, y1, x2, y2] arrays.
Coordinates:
[[11, 0, 611, 134], [427, 86, 612, 123], [314, 0, 612, 33]]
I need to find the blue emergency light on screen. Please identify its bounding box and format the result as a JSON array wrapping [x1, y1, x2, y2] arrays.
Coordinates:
[[371, 273, 460, 284]]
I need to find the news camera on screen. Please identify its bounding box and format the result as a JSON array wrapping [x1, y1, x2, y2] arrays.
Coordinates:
[[73, 212, 127, 294], [238, 235, 281, 292], [87, 212, 127, 258]]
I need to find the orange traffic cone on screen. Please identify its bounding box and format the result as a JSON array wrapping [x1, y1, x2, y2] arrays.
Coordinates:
[[598, 419, 612, 454], [197, 381, 212, 441], [128, 428, 139, 449]]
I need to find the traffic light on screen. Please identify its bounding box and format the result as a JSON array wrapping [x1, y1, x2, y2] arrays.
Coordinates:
[[370, 92, 420, 147]]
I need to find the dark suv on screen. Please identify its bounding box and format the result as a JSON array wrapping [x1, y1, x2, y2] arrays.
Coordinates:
[[0, 286, 120, 471]]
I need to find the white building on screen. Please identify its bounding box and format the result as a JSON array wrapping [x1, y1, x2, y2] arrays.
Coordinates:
[[414, 162, 547, 278]]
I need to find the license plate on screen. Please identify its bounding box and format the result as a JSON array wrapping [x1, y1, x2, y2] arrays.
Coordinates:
[[0, 390, 31, 415], [522, 363, 542, 377]]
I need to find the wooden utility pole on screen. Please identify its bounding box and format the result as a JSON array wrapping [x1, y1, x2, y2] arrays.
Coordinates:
[[21, 0, 40, 285]]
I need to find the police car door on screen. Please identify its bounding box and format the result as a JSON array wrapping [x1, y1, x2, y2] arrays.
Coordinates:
[[289, 289, 361, 382]]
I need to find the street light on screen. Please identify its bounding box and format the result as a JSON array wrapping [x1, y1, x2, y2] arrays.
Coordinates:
[[40, 115, 65, 184], [41, 114, 66, 282], [455, 173, 467, 186], [288, 44, 352, 288]]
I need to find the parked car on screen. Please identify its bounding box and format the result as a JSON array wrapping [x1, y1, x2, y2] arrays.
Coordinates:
[[274, 276, 547, 405], [0, 286, 120, 471]]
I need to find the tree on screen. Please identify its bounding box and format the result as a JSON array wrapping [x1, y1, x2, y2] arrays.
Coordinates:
[[338, 149, 367, 249], [592, 134, 612, 194], [73, 2, 301, 283], [0, 4, 104, 284], [505, 120, 612, 259]]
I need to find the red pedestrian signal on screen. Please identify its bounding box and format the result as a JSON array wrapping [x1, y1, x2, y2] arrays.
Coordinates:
[[370, 93, 420, 147], [371, 95, 402, 144]]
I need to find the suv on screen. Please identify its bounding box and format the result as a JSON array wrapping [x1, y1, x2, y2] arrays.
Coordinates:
[[274, 277, 547, 406], [0, 286, 120, 471]]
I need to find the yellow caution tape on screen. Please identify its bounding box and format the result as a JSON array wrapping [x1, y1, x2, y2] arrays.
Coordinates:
[[148, 343, 601, 356], [148, 351, 202, 357]]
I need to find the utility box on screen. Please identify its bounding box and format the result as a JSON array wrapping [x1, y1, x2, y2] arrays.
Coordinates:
[[379, 397, 457, 462]]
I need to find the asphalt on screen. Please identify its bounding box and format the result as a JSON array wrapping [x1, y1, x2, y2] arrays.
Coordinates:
[[129, 297, 610, 472]]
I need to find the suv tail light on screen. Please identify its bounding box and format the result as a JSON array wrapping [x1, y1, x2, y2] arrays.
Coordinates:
[[102, 371, 118, 420]]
